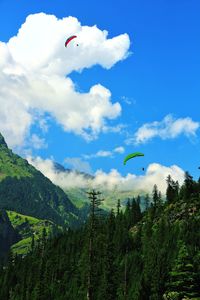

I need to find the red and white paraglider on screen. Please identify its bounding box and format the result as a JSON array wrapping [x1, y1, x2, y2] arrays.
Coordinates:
[[65, 35, 78, 47]]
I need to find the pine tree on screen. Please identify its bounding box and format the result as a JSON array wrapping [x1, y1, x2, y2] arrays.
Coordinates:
[[125, 199, 132, 229], [105, 210, 118, 300], [86, 189, 104, 300], [117, 199, 121, 216], [144, 193, 150, 211], [131, 197, 142, 226], [180, 171, 195, 201], [164, 241, 200, 299], [166, 175, 179, 204], [152, 184, 159, 208]]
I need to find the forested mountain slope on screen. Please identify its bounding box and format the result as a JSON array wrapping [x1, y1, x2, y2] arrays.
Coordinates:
[[0, 133, 79, 226], [0, 173, 200, 299]]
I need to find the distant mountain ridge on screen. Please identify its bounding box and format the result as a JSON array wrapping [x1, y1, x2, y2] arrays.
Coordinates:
[[53, 161, 94, 179], [53, 161, 146, 210]]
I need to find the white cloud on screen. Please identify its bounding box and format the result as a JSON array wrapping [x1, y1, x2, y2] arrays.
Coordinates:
[[114, 146, 125, 154], [34, 113, 50, 133], [121, 96, 135, 105], [127, 114, 200, 145], [93, 164, 184, 194], [27, 156, 185, 196], [0, 13, 130, 148], [27, 156, 92, 189], [96, 150, 113, 157], [83, 146, 125, 159], [102, 123, 127, 134], [30, 134, 47, 149]]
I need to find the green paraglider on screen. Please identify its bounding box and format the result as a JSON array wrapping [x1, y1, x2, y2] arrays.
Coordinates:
[[123, 152, 144, 165]]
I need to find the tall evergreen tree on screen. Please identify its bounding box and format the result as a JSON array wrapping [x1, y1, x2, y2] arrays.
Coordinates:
[[144, 193, 150, 211], [180, 171, 195, 201], [86, 189, 104, 300], [104, 210, 118, 300], [131, 197, 142, 226], [152, 184, 159, 208], [117, 199, 121, 216], [166, 175, 179, 204], [164, 241, 200, 299]]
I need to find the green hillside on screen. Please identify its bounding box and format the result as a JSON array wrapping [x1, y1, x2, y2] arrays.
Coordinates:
[[66, 188, 89, 208], [0, 134, 35, 179], [0, 133, 79, 227], [7, 211, 62, 255]]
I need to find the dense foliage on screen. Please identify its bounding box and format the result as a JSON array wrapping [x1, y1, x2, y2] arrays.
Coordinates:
[[0, 173, 200, 299]]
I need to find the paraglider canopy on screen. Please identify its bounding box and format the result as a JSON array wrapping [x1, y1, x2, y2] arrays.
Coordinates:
[[65, 35, 77, 47], [123, 152, 144, 165]]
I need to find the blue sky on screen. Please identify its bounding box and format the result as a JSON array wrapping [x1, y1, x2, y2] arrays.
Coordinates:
[[0, 0, 200, 192]]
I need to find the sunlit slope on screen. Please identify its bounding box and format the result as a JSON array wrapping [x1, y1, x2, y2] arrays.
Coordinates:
[[7, 210, 61, 255], [0, 133, 79, 226]]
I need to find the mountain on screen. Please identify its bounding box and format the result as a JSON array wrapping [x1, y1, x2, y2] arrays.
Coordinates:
[[53, 161, 94, 180], [53, 161, 146, 211], [1, 173, 200, 299], [0, 133, 79, 226]]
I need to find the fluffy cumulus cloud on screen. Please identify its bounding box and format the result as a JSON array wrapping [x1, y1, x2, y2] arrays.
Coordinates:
[[27, 156, 185, 195], [0, 13, 130, 147], [127, 114, 200, 145], [92, 164, 185, 193], [27, 156, 91, 189]]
